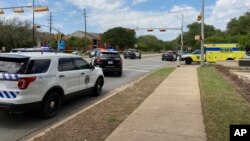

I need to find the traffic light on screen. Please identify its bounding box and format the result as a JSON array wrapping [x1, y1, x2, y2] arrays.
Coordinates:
[[147, 28, 153, 32], [197, 15, 202, 21], [159, 28, 166, 32], [13, 8, 24, 13], [34, 6, 49, 12]]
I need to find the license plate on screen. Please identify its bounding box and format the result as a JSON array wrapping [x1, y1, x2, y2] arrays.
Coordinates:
[[108, 61, 113, 64]]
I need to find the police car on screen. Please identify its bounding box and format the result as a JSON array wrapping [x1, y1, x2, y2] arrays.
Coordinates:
[[0, 52, 104, 118]]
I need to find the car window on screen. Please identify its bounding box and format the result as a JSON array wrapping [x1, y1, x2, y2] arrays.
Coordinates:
[[73, 58, 89, 70], [58, 58, 76, 71], [192, 50, 201, 54], [0, 61, 23, 73], [24, 59, 51, 74], [101, 52, 120, 58]]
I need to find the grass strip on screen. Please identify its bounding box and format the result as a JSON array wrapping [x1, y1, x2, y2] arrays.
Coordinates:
[[33, 67, 175, 141], [197, 66, 250, 141]]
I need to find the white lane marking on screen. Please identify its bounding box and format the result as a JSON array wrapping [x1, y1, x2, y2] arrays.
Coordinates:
[[123, 68, 149, 72]]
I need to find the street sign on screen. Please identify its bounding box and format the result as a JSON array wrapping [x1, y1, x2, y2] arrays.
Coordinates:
[[58, 40, 65, 51]]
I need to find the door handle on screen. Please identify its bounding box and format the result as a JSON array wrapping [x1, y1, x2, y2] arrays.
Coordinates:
[[81, 72, 85, 75], [59, 75, 65, 78]]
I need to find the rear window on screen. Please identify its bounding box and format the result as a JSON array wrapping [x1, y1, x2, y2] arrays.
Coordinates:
[[0, 61, 23, 73], [0, 59, 51, 74], [101, 52, 120, 58]]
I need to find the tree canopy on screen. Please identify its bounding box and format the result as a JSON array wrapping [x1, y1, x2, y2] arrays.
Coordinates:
[[0, 18, 33, 51], [102, 27, 136, 50]]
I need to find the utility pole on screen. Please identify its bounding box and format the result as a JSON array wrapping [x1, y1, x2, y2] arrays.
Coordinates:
[[84, 8, 87, 52], [32, 0, 35, 47], [181, 14, 184, 54], [49, 12, 52, 46], [200, 0, 205, 66]]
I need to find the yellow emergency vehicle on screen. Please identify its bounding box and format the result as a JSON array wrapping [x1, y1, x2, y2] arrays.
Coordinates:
[[181, 43, 245, 64]]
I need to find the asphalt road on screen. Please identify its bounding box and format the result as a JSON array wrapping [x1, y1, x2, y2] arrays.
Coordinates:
[[0, 55, 177, 141]]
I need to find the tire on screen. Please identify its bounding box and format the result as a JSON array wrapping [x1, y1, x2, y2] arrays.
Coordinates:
[[93, 77, 104, 96], [117, 71, 122, 76], [40, 92, 61, 118], [185, 58, 192, 64]]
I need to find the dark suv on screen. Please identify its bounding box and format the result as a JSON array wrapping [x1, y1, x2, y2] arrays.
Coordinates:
[[93, 50, 123, 76], [162, 51, 175, 61], [123, 48, 141, 59]]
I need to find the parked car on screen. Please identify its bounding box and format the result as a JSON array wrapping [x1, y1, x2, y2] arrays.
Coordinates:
[[91, 49, 123, 76], [123, 48, 141, 59], [162, 51, 175, 61], [0, 52, 104, 118], [72, 50, 79, 55]]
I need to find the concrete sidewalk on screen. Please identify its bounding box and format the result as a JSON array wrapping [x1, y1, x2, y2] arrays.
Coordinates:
[[105, 66, 207, 141]]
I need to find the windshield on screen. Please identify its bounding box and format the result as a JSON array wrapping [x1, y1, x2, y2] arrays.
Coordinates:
[[192, 50, 201, 54]]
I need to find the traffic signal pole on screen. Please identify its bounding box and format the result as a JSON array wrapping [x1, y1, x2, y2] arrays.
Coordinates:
[[200, 0, 205, 66]]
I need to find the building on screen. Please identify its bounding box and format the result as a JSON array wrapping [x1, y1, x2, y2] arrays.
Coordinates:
[[66, 31, 105, 50]]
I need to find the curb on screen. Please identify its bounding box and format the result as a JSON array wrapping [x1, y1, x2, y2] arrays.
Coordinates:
[[26, 66, 163, 141]]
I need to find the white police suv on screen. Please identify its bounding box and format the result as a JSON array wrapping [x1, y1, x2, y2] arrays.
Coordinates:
[[0, 52, 104, 118]]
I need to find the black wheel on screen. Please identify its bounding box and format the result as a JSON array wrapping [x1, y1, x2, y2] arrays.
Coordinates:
[[41, 92, 61, 118], [185, 58, 192, 64], [117, 71, 122, 76], [93, 77, 104, 96]]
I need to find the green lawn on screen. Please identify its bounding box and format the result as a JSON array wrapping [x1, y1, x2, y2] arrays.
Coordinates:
[[197, 66, 250, 141]]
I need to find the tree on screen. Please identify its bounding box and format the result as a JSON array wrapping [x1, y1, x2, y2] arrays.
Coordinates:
[[237, 33, 250, 50], [175, 22, 223, 50], [227, 12, 250, 36], [102, 27, 136, 50], [0, 18, 33, 51], [65, 36, 90, 51], [137, 35, 164, 52]]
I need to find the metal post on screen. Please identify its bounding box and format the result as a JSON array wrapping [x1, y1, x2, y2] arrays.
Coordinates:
[[84, 9, 87, 53], [32, 0, 35, 47], [200, 0, 205, 66], [181, 14, 184, 54], [49, 12, 52, 47]]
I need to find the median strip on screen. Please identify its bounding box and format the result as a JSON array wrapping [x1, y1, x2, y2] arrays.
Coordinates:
[[26, 67, 175, 141]]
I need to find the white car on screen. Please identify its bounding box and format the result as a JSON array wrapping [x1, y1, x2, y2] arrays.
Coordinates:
[[0, 52, 104, 118]]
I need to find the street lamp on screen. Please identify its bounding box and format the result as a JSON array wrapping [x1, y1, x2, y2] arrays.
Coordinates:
[[168, 12, 184, 53]]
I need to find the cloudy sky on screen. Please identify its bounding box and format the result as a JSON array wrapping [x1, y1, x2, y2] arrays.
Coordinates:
[[0, 0, 249, 41]]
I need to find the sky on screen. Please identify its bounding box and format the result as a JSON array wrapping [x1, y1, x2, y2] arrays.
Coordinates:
[[0, 0, 250, 41]]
